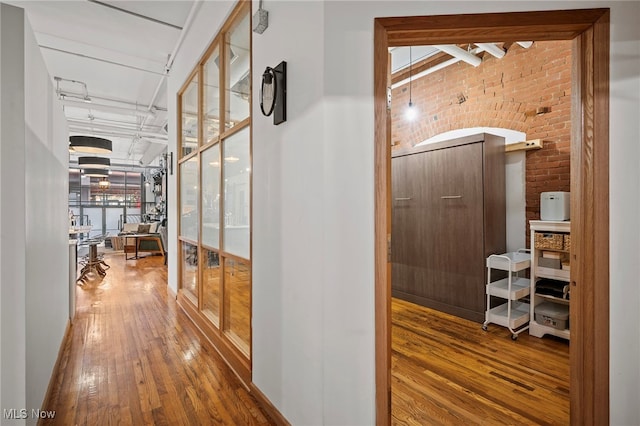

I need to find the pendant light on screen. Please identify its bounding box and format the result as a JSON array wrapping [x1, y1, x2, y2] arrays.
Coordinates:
[[98, 178, 110, 190], [405, 46, 417, 121], [78, 156, 110, 169], [82, 169, 109, 178], [69, 135, 113, 154]]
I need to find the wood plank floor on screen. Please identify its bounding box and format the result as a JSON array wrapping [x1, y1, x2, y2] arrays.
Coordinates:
[[41, 252, 274, 426], [392, 298, 570, 425]]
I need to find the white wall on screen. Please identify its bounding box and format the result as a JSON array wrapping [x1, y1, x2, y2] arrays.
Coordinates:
[[0, 4, 70, 422], [608, 2, 640, 424], [1, 4, 28, 417], [23, 14, 70, 419], [167, 1, 640, 424], [252, 2, 330, 423]]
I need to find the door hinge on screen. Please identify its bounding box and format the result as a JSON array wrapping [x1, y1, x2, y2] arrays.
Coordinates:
[[387, 86, 392, 111]]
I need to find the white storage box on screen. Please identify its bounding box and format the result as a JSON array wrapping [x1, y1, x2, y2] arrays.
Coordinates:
[[540, 191, 570, 221], [535, 302, 569, 330]]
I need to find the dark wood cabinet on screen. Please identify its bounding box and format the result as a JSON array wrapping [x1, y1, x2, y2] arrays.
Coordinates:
[[391, 134, 506, 322]]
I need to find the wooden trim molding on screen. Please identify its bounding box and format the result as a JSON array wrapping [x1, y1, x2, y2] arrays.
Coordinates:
[[570, 11, 610, 425], [374, 8, 609, 426], [374, 19, 392, 426], [380, 9, 608, 46]]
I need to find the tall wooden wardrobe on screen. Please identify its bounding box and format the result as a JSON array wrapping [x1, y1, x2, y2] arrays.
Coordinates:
[[391, 133, 506, 322]]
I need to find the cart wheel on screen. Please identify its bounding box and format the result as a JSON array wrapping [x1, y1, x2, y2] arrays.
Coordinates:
[[511, 334, 518, 341], [482, 325, 488, 331]]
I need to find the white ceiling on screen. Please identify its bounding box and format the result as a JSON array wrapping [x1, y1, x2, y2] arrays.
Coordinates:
[[6, 0, 198, 168]]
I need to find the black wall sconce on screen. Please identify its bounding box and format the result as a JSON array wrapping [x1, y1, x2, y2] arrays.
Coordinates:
[[260, 61, 286, 125]]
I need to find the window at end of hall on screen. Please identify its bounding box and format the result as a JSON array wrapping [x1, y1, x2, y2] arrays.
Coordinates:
[[177, 0, 251, 360]]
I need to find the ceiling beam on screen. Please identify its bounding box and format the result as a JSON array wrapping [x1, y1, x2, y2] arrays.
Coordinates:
[[87, 0, 183, 30]]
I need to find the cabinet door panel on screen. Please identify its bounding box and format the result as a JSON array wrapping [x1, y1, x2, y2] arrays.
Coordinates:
[[392, 142, 486, 318], [427, 143, 484, 311]]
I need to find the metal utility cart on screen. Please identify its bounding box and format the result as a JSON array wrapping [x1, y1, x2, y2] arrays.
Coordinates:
[[482, 250, 531, 340]]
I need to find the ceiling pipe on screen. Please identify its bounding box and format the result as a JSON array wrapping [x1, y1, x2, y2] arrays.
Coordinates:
[[434, 45, 482, 67], [40, 45, 165, 76], [517, 41, 534, 49], [68, 124, 168, 141], [68, 118, 159, 133], [58, 89, 167, 112], [87, 0, 183, 30], [61, 99, 155, 118], [474, 43, 506, 59], [132, 0, 202, 158], [143, 0, 203, 117]]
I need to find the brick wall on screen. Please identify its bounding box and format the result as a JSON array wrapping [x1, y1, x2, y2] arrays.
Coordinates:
[[392, 41, 572, 238]]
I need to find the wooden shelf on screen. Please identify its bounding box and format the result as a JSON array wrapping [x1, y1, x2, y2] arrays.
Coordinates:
[[505, 139, 544, 152]]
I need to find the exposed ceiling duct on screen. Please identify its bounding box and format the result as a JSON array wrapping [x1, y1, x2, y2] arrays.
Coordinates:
[[391, 41, 536, 89], [474, 43, 506, 59], [433, 44, 482, 67]]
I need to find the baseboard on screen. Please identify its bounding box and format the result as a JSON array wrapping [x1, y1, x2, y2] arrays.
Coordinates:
[[40, 319, 72, 410], [167, 285, 177, 300], [250, 383, 290, 426]]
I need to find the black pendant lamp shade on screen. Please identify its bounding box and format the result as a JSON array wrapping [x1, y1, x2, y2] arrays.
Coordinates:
[[69, 135, 113, 154], [83, 169, 109, 178], [78, 156, 110, 169]]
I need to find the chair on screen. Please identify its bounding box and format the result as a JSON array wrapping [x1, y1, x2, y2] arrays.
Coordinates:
[[76, 233, 110, 283]]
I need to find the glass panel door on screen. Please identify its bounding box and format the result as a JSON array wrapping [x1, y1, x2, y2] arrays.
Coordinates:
[[181, 241, 198, 303], [224, 12, 250, 129], [223, 258, 250, 355], [181, 75, 199, 157], [204, 46, 221, 144], [202, 144, 221, 249], [180, 157, 199, 242], [84, 207, 103, 238], [202, 249, 220, 326], [222, 127, 250, 259], [105, 208, 124, 237]]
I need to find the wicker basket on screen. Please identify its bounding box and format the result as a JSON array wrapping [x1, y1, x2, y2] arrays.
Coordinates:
[[534, 232, 565, 250], [564, 234, 571, 251]]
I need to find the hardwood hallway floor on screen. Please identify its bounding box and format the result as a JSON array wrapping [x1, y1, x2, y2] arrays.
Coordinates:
[[392, 298, 570, 425], [42, 252, 274, 426]]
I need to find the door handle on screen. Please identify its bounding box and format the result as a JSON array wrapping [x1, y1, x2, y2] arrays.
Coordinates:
[[395, 197, 412, 201], [440, 195, 462, 199]]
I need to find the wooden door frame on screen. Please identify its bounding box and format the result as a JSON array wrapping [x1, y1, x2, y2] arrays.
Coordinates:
[[374, 9, 610, 425]]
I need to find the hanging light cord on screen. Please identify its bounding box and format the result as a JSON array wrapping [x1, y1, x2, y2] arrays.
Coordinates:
[[409, 46, 413, 106]]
